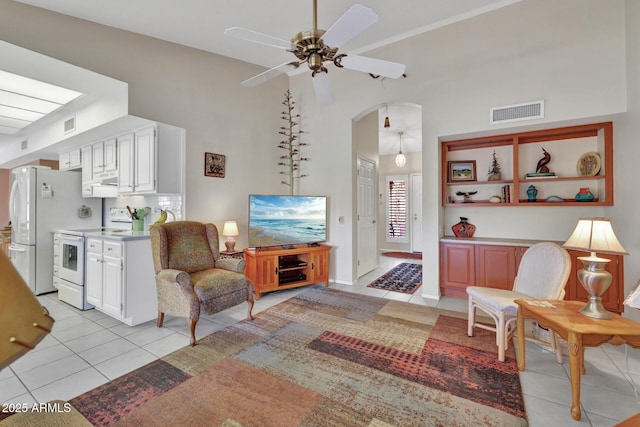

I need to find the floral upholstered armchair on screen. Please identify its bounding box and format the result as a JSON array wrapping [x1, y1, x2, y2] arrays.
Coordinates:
[[149, 221, 254, 346]]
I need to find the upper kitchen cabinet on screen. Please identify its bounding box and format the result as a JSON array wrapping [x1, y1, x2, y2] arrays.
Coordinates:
[[117, 124, 183, 195], [92, 137, 117, 181], [116, 132, 134, 194], [81, 145, 93, 197], [59, 148, 81, 171]]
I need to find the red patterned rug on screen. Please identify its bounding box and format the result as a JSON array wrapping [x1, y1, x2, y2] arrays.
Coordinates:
[[382, 251, 422, 259], [53, 287, 525, 426]]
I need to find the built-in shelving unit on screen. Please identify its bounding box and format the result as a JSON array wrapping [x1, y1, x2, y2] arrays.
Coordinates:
[[441, 122, 613, 207]]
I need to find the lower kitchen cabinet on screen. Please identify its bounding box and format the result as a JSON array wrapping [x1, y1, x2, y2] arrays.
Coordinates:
[[85, 236, 157, 325], [440, 239, 625, 313]]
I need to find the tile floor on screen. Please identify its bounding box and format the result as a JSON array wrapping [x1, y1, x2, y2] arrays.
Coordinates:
[[2, 255, 639, 426]]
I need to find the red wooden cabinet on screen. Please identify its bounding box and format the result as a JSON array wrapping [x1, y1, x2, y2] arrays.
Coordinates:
[[439, 241, 624, 313], [440, 242, 476, 298]]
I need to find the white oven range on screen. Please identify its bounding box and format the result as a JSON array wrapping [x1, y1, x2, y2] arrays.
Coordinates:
[[53, 229, 95, 310]]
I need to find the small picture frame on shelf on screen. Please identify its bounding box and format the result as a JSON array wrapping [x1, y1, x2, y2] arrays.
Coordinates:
[[448, 160, 476, 182], [204, 152, 225, 178]]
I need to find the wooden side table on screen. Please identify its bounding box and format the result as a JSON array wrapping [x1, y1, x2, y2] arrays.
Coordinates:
[[515, 299, 640, 421]]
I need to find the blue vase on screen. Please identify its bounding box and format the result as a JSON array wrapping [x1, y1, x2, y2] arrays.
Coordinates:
[[575, 188, 595, 202], [527, 185, 537, 202]]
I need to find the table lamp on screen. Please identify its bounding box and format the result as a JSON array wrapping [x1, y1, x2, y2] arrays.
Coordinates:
[[222, 220, 239, 252], [1, 250, 55, 370], [563, 217, 628, 319]]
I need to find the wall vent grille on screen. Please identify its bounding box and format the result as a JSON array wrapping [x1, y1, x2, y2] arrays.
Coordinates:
[[64, 116, 76, 134], [490, 100, 544, 124], [20, 139, 28, 151]]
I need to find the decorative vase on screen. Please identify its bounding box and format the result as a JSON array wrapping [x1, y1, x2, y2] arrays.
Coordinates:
[[527, 185, 538, 202], [452, 217, 476, 238], [575, 187, 595, 202]]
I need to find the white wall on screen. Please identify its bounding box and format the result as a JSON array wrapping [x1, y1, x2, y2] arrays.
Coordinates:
[[289, 0, 629, 296], [0, 0, 288, 252], [612, 0, 640, 322]]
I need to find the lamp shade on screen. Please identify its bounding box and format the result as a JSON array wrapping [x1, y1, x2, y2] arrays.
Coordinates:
[[395, 152, 406, 168], [562, 217, 628, 255], [222, 221, 239, 237]]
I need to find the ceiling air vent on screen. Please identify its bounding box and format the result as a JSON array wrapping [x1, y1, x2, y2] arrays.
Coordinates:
[[490, 100, 544, 125], [21, 139, 28, 151], [64, 116, 76, 134]]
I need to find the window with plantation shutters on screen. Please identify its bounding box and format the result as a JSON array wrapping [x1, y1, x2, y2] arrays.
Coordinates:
[[386, 176, 408, 243]]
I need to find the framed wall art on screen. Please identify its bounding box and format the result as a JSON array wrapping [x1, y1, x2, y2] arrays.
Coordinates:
[[205, 152, 225, 178], [448, 160, 476, 182]]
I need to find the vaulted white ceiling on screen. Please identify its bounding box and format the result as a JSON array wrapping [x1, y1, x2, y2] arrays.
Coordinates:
[[6, 0, 521, 154]]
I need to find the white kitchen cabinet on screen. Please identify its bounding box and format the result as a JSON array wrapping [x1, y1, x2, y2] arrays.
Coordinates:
[[117, 132, 134, 194], [85, 236, 156, 326], [116, 124, 183, 195], [59, 148, 81, 171], [86, 238, 105, 310], [81, 145, 94, 197], [92, 138, 117, 180], [133, 126, 155, 193]]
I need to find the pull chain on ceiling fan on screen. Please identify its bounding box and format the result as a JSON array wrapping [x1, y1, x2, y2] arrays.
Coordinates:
[[224, 1, 406, 106]]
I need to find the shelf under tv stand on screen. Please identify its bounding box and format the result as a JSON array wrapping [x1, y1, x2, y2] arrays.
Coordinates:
[[243, 244, 331, 299]]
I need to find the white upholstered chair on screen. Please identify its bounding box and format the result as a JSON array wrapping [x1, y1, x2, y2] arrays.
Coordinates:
[[466, 242, 571, 362]]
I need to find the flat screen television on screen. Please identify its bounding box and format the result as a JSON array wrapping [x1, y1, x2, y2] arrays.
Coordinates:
[[249, 195, 327, 248]]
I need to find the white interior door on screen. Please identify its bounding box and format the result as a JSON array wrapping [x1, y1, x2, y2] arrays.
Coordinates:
[[357, 157, 377, 277], [411, 173, 423, 253]]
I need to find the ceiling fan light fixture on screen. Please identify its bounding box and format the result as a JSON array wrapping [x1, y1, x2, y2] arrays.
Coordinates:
[[225, 1, 405, 106]]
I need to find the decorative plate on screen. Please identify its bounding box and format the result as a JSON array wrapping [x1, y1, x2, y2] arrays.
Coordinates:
[[577, 152, 601, 176]]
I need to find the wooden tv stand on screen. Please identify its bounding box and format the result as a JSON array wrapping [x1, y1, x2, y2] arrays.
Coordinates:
[[244, 244, 331, 299]]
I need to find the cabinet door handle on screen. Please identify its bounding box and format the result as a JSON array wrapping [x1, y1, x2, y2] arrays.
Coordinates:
[[275, 267, 278, 275], [311, 263, 315, 270]]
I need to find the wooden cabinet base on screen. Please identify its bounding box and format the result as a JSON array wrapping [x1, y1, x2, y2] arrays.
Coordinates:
[[244, 245, 331, 299], [440, 239, 624, 313]]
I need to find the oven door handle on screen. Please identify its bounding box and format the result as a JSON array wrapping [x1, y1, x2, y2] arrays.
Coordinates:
[[60, 236, 84, 243]]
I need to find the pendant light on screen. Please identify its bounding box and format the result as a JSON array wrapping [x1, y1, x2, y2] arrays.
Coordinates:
[[395, 131, 406, 168], [384, 104, 390, 128]]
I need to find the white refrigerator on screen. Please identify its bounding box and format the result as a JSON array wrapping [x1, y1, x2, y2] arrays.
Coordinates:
[[9, 166, 102, 295]]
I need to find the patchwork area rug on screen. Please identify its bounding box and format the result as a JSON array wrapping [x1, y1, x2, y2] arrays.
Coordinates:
[[11, 287, 526, 427], [367, 262, 423, 294], [382, 251, 423, 260]]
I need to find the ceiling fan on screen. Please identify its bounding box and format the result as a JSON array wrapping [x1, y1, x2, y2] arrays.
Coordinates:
[[224, 1, 406, 106]]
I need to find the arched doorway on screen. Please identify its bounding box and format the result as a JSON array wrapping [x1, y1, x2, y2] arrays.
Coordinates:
[[353, 102, 422, 278]]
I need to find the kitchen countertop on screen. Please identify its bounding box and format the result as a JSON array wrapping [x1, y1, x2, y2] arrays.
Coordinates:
[[440, 236, 564, 246], [84, 230, 151, 241]]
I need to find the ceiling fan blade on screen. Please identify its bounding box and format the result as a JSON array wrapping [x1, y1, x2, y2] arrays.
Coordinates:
[[312, 72, 334, 106], [224, 27, 298, 51], [321, 4, 378, 48], [339, 55, 406, 79], [242, 62, 301, 87]]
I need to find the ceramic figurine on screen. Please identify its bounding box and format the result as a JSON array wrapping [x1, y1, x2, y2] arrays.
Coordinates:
[[536, 148, 551, 173], [487, 150, 502, 181], [455, 191, 477, 203], [452, 217, 476, 238]]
